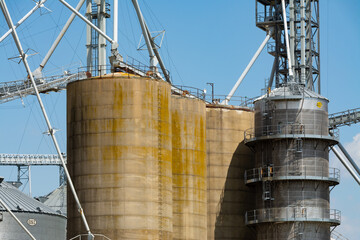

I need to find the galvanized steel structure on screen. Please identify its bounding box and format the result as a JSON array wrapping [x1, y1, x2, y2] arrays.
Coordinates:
[[244, 1, 341, 239]]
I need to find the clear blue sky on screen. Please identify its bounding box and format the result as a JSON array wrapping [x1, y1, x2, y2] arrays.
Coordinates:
[[0, 0, 359, 238]]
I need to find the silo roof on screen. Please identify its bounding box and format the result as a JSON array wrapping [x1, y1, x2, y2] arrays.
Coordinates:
[[0, 181, 65, 217], [255, 83, 328, 102], [42, 184, 67, 216]]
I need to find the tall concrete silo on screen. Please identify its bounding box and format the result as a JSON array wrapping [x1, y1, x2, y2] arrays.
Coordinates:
[[206, 105, 256, 240], [171, 96, 207, 240], [67, 73, 173, 239], [0, 179, 66, 240], [244, 85, 340, 239]]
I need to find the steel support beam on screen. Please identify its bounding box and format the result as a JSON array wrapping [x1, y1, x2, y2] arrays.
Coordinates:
[[281, 0, 294, 79], [0, 0, 47, 44], [331, 146, 360, 186], [34, 0, 85, 77], [222, 29, 273, 105], [337, 142, 360, 177]]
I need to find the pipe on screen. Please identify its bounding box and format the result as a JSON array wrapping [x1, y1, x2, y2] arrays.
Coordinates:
[[300, 0, 306, 84], [86, 0, 92, 71], [29, 165, 31, 197], [337, 142, 360, 176], [268, 56, 277, 89], [222, 29, 273, 105], [0, 1, 94, 238], [281, 0, 294, 79], [331, 146, 360, 186], [34, 0, 85, 77], [131, 0, 157, 70], [289, 0, 296, 80], [0, 0, 47, 44], [113, 0, 118, 43], [59, 0, 114, 44]]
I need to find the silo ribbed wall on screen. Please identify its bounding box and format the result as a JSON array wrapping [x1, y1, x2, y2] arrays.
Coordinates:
[[171, 96, 207, 240], [206, 106, 255, 240], [67, 73, 172, 239], [245, 87, 340, 240]]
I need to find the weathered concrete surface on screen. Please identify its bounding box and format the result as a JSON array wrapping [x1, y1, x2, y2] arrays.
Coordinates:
[[171, 96, 207, 240], [206, 106, 256, 240], [67, 73, 173, 240]]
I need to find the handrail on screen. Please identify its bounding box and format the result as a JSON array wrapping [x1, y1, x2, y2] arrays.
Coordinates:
[[245, 166, 340, 185], [69, 234, 111, 240], [244, 123, 339, 142], [245, 207, 341, 225]]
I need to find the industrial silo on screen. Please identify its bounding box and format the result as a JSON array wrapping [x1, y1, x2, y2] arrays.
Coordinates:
[[0, 178, 66, 240], [67, 73, 173, 239], [206, 105, 255, 240], [171, 96, 207, 240], [244, 85, 340, 239]]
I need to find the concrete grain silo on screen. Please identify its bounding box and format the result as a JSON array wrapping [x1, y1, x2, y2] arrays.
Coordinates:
[[67, 73, 173, 239], [171, 96, 207, 240], [206, 105, 256, 240], [0, 179, 66, 240]]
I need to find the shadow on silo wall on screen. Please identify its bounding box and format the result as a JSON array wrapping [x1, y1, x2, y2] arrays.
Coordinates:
[[214, 141, 256, 240]]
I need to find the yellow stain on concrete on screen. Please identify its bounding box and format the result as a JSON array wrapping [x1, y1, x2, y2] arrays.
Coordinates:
[[171, 96, 207, 240], [67, 75, 173, 240]]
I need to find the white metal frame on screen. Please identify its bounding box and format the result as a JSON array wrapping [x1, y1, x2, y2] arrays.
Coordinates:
[[0, 0, 94, 238]]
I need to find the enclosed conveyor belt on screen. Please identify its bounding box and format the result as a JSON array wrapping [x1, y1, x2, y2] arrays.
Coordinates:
[[329, 107, 360, 129]]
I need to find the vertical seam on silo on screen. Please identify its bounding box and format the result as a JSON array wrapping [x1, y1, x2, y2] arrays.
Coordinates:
[[157, 84, 164, 238]]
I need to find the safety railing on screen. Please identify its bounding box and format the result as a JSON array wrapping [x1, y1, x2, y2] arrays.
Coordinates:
[[204, 95, 256, 108], [245, 166, 340, 185], [256, 12, 286, 24], [69, 234, 111, 240], [244, 123, 339, 142], [173, 85, 206, 100], [79, 56, 171, 82], [245, 207, 341, 225]]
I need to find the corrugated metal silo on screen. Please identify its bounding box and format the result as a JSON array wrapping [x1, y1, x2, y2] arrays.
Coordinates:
[[0, 180, 66, 240], [67, 73, 173, 239], [171, 96, 207, 240], [206, 105, 256, 240], [244, 85, 340, 239]]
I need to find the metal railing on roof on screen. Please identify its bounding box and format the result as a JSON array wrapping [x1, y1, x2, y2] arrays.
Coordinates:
[[80, 56, 171, 81], [205, 94, 255, 108]]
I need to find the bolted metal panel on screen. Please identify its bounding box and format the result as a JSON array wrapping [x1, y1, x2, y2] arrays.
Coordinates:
[[206, 106, 256, 240], [171, 96, 207, 240], [0, 212, 66, 240], [67, 73, 173, 239]]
